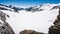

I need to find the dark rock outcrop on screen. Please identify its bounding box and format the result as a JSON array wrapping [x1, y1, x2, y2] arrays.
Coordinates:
[[0, 7, 9, 10], [0, 11, 15, 34], [26, 7, 44, 12], [19, 30, 44, 34], [48, 8, 60, 34], [0, 4, 25, 13]]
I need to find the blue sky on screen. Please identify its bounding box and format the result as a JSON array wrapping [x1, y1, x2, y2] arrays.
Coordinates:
[[0, 0, 60, 7]]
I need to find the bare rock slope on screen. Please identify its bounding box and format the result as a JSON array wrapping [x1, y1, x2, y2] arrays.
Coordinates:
[[0, 11, 15, 34], [49, 7, 60, 34]]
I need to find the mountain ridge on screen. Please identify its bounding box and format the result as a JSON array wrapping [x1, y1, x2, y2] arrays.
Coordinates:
[[0, 3, 60, 13]]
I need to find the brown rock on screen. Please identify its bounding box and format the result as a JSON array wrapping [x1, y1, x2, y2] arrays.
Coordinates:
[[49, 7, 60, 34], [19, 30, 44, 34]]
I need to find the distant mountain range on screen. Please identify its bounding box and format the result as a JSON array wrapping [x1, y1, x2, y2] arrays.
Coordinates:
[[0, 3, 60, 13]]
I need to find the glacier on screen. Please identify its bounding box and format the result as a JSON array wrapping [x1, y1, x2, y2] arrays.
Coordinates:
[[0, 3, 60, 34]]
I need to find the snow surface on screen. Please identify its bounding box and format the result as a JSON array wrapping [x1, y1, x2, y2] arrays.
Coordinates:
[[0, 4, 60, 34]]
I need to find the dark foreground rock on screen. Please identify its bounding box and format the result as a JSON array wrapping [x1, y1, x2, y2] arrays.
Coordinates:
[[0, 11, 15, 34], [19, 30, 44, 34], [49, 8, 60, 34]]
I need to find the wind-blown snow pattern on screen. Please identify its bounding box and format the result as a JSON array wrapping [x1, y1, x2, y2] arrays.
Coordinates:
[[0, 3, 60, 34]]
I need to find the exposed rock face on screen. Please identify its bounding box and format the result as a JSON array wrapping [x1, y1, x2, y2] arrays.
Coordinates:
[[19, 30, 44, 34], [49, 8, 60, 34], [0, 11, 15, 34]]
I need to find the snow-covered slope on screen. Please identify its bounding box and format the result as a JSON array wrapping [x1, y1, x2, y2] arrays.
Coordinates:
[[0, 3, 60, 34]]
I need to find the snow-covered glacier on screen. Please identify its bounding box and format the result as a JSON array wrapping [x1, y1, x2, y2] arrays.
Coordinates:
[[0, 3, 60, 34]]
